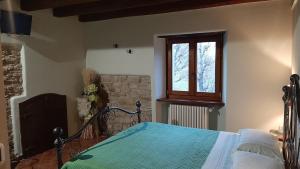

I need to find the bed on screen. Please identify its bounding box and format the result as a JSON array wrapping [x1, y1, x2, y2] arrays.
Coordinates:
[[53, 74, 300, 169]]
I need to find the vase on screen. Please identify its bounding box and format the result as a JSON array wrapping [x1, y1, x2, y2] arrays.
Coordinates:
[[77, 97, 91, 118]]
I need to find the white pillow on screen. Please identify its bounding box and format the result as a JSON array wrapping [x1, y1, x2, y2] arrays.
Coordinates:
[[232, 151, 284, 169], [237, 129, 283, 161]]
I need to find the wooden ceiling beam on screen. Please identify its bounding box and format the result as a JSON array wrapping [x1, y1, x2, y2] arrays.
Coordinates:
[[53, 0, 183, 17], [78, 0, 268, 22], [20, 0, 99, 11]]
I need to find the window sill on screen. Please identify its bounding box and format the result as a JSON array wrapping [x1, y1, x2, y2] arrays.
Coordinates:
[[157, 98, 225, 107]]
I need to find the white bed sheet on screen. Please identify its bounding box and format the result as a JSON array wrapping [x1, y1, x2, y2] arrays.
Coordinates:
[[202, 131, 239, 169]]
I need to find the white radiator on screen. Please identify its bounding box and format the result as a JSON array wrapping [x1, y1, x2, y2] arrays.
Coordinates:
[[168, 104, 209, 129]]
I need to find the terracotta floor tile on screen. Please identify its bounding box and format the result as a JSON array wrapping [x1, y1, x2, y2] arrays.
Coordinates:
[[16, 137, 104, 169]]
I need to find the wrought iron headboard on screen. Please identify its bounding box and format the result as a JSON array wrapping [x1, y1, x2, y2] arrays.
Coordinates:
[[53, 101, 142, 169], [282, 74, 300, 169]]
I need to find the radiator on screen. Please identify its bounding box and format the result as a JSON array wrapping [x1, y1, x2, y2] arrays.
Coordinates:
[[168, 104, 209, 129]]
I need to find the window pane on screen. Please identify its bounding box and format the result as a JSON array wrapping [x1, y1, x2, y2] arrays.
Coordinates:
[[172, 43, 189, 91], [197, 42, 216, 93]]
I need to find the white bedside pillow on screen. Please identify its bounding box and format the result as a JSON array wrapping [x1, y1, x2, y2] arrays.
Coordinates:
[[232, 151, 284, 169], [237, 129, 283, 161]]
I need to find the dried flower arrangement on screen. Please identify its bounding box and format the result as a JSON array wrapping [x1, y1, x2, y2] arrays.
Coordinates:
[[78, 69, 109, 139]]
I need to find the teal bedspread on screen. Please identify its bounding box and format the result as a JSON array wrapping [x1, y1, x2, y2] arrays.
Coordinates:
[[62, 122, 219, 169]]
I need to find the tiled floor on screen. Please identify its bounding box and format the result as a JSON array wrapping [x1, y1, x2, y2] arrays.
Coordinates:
[[16, 137, 105, 169]]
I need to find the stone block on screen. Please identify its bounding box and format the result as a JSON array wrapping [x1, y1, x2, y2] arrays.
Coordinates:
[[1, 44, 23, 159], [100, 74, 151, 135]]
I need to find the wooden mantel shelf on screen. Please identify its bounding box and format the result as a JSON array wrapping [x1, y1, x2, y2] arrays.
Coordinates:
[[157, 98, 225, 107]]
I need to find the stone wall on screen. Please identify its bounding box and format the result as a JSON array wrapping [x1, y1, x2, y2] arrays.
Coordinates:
[[1, 44, 23, 160], [100, 74, 152, 135]]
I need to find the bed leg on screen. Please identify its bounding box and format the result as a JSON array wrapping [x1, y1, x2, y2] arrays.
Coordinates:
[[53, 127, 64, 169], [136, 101, 142, 123]]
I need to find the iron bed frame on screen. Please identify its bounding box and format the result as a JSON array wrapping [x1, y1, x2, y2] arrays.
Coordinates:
[[53, 74, 300, 169], [53, 101, 142, 169], [282, 74, 300, 169]]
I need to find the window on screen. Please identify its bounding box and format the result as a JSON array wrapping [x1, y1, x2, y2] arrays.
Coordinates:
[[166, 32, 223, 102]]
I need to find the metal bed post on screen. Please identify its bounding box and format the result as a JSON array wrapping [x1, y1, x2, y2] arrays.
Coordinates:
[[282, 74, 300, 169], [53, 127, 64, 169]]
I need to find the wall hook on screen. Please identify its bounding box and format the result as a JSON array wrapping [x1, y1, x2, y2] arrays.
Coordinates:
[[127, 49, 133, 54]]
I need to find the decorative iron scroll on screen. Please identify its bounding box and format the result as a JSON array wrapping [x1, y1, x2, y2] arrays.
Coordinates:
[[53, 101, 142, 169], [282, 74, 300, 169]]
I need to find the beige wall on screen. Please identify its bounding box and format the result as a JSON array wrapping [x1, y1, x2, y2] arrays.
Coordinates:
[[0, 3, 293, 166], [18, 10, 86, 135], [1, 0, 86, 156], [0, 2, 85, 134], [293, 1, 300, 74], [85, 0, 292, 132]]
